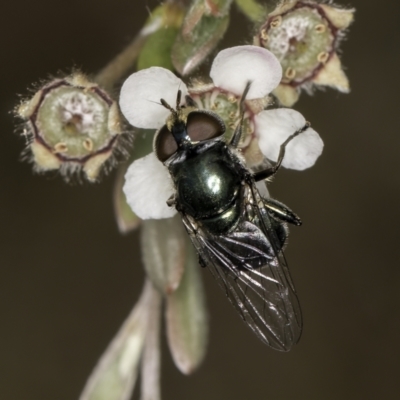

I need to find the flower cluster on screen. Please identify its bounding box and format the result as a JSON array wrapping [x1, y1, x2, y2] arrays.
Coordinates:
[[120, 45, 323, 219]]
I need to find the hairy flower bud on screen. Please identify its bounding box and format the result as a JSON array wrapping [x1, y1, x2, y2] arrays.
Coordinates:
[[17, 73, 125, 182], [254, 0, 354, 106]]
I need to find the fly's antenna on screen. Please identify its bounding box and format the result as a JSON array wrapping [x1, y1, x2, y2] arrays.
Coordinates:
[[160, 98, 177, 116], [176, 90, 182, 110], [160, 89, 184, 117], [230, 81, 252, 148], [240, 81, 251, 111]]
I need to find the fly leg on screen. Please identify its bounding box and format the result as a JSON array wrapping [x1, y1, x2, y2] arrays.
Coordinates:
[[253, 122, 311, 182], [166, 194, 179, 209], [263, 197, 302, 226], [229, 81, 252, 148]]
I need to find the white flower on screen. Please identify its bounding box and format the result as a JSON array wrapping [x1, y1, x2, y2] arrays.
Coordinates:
[[120, 46, 323, 220]]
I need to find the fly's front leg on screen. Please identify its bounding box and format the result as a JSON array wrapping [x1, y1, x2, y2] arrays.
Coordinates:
[[166, 195, 185, 214], [166, 194, 176, 207], [253, 122, 311, 181]]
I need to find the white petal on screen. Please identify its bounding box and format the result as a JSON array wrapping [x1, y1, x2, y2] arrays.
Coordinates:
[[123, 152, 177, 219], [210, 46, 282, 99], [119, 67, 188, 129], [255, 109, 323, 170]]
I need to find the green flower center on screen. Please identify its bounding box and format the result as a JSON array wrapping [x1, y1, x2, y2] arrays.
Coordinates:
[[36, 86, 112, 158], [261, 6, 335, 84]]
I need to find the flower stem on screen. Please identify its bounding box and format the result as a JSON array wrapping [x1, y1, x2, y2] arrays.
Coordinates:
[[94, 32, 152, 91], [94, 0, 190, 90], [94, 15, 165, 90]]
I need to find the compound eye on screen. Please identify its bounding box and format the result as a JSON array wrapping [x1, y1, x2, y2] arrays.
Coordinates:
[[186, 111, 225, 142], [154, 124, 178, 162]]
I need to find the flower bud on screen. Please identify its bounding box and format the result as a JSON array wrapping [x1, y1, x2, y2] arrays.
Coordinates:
[[17, 73, 124, 182], [171, 0, 232, 75], [136, 2, 186, 71], [254, 0, 354, 106]]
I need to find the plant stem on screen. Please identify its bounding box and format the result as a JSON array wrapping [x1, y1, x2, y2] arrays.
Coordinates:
[[94, 19, 162, 90]]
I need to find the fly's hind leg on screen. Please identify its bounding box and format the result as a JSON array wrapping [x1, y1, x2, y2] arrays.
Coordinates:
[[257, 196, 301, 252], [270, 218, 289, 251], [263, 197, 302, 226]]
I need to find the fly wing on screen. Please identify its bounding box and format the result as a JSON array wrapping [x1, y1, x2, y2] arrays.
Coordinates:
[[181, 183, 302, 351]]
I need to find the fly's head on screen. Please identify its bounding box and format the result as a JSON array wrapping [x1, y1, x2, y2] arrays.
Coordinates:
[[154, 90, 226, 163], [160, 90, 195, 151]]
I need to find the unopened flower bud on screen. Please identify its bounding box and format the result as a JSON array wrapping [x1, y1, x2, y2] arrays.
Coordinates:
[[171, 0, 232, 75], [136, 2, 186, 71], [254, 0, 354, 106], [17, 73, 124, 182]]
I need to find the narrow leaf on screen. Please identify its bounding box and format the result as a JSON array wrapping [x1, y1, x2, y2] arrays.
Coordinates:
[[141, 215, 186, 294], [166, 239, 208, 374], [140, 284, 162, 400], [234, 0, 266, 22], [79, 280, 156, 400]]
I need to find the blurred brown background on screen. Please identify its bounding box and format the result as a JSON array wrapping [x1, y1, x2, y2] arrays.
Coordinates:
[[1, 0, 399, 399]]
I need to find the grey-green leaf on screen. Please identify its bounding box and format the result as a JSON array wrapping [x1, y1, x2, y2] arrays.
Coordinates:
[[234, 0, 266, 22], [140, 283, 162, 400], [141, 215, 186, 294], [166, 239, 208, 374], [79, 281, 157, 400]]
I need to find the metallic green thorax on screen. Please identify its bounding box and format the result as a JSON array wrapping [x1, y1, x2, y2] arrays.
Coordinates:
[[168, 140, 244, 235]]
